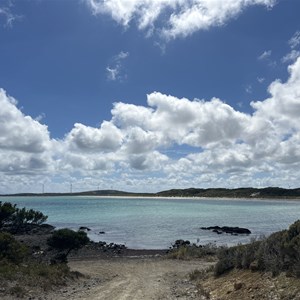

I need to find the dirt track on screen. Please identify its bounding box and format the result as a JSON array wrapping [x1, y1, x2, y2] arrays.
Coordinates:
[[65, 257, 212, 300]]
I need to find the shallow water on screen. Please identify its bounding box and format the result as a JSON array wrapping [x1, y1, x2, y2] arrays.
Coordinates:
[[2, 196, 300, 249]]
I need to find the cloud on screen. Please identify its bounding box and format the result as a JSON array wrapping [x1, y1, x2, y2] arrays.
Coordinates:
[[86, 0, 276, 40], [251, 57, 300, 130], [258, 50, 272, 60], [66, 121, 123, 152], [245, 84, 252, 94], [0, 89, 54, 178], [0, 1, 21, 28], [2, 57, 300, 192], [0, 89, 51, 153], [282, 50, 300, 63], [257, 77, 265, 83], [282, 32, 300, 64], [258, 49, 277, 67], [289, 31, 300, 49], [106, 51, 129, 81]]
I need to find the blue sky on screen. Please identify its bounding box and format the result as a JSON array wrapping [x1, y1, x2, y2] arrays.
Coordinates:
[[0, 0, 300, 193]]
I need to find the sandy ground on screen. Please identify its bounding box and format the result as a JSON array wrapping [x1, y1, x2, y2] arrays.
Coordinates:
[[48, 256, 213, 300]]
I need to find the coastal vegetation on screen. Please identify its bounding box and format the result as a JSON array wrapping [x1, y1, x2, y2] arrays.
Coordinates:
[[2, 186, 300, 198], [214, 219, 300, 277], [168, 240, 218, 260], [47, 228, 90, 263], [0, 201, 89, 297], [0, 201, 47, 232], [171, 221, 300, 299], [170, 220, 300, 279]]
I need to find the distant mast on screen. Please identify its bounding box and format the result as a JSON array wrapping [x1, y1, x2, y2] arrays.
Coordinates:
[[70, 183, 73, 194]]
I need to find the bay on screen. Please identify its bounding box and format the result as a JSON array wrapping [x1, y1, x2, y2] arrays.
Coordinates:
[[2, 196, 300, 249]]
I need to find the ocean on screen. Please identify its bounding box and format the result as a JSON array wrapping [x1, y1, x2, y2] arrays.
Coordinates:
[[2, 196, 300, 249]]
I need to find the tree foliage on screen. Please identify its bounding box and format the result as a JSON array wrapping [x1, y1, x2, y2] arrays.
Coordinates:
[[215, 220, 300, 277], [0, 201, 47, 231], [0, 231, 28, 263], [47, 228, 89, 262]]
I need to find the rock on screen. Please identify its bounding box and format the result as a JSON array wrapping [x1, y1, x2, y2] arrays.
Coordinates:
[[250, 261, 259, 271], [201, 226, 251, 235], [79, 226, 91, 231], [172, 239, 191, 248], [99, 231, 105, 234], [212, 229, 222, 234], [234, 281, 244, 290]]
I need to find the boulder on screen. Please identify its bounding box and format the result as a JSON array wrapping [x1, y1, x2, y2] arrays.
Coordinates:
[[201, 226, 251, 235], [79, 226, 91, 231], [172, 239, 191, 248]]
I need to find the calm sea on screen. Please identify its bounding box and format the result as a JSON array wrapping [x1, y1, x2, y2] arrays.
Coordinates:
[[2, 196, 300, 249]]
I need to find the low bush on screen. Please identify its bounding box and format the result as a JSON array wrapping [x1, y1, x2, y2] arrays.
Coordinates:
[[215, 246, 236, 276], [214, 220, 300, 278], [47, 228, 89, 263], [168, 243, 218, 260], [189, 267, 213, 281], [0, 260, 81, 295], [0, 231, 28, 263]]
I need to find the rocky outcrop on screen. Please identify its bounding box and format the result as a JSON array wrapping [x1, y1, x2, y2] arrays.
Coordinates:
[[201, 226, 251, 235], [79, 226, 91, 231], [171, 239, 191, 249]]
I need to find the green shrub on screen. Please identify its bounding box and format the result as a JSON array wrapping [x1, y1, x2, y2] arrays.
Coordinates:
[[0, 260, 82, 296], [256, 231, 285, 276], [240, 240, 261, 269], [214, 220, 300, 278], [0, 202, 17, 227], [0, 201, 48, 232], [47, 228, 89, 262], [189, 268, 212, 281], [283, 220, 300, 276], [168, 243, 218, 260], [9, 285, 26, 298], [214, 247, 235, 276], [0, 231, 28, 263]]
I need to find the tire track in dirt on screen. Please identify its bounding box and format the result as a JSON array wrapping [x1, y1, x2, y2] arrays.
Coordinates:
[[68, 257, 212, 300]]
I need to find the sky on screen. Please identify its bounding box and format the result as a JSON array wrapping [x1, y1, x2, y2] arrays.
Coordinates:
[[0, 0, 300, 194]]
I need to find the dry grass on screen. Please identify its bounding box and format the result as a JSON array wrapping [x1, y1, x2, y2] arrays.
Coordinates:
[[168, 243, 218, 260], [199, 269, 300, 300]]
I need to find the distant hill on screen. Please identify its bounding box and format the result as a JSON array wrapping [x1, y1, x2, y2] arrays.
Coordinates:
[[1, 187, 300, 198], [155, 187, 300, 198]]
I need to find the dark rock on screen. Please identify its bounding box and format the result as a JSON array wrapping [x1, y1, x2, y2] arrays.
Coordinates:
[[234, 281, 244, 290], [172, 239, 191, 249], [250, 261, 259, 271], [79, 226, 91, 231], [99, 231, 105, 234], [201, 226, 251, 235]]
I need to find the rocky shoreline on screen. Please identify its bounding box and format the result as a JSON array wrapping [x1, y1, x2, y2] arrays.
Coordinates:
[[12, 223, 169, 262]]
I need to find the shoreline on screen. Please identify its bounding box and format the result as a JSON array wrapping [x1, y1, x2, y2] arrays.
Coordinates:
[[2, 194, 300, 202]]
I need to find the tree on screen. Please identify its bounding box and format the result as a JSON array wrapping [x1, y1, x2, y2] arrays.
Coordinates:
[[47, 228, 89, 263], [0, 202, 17, 227], [0, 201, 48, 232]]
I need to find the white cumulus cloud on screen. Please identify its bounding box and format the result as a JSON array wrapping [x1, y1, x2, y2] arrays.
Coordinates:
[[0, 89, 51, 153], [2, 56, 300, 192], [86, 0, 276, 40]]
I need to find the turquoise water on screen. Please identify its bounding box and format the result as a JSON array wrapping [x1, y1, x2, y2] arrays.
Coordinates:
[[2, 196, 300, 249]]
